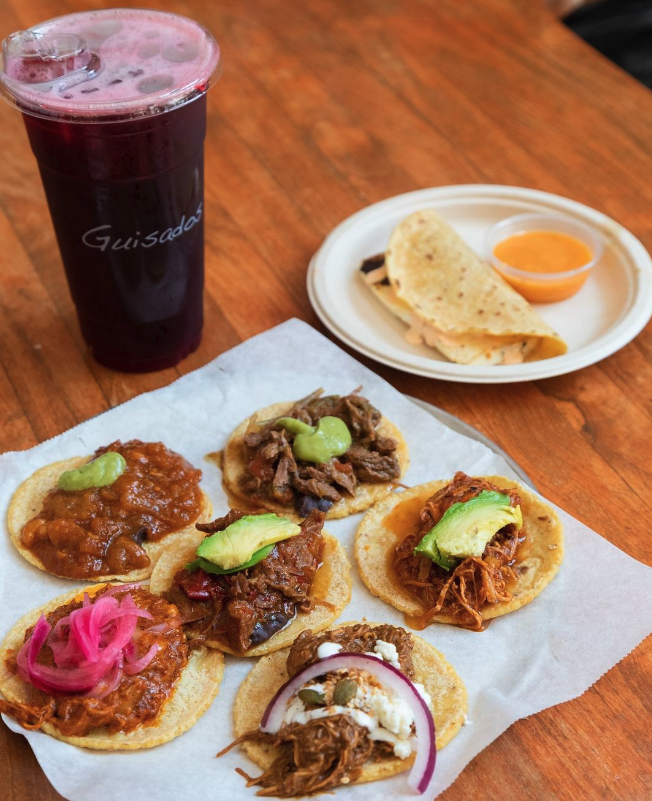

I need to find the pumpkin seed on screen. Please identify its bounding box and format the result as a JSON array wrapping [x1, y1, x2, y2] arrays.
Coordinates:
[[298, 688, 326, 706], [333, 678, 358, 706]]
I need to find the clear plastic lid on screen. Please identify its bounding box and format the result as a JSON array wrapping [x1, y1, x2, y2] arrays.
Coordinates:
[[0, 8, 220, 122]]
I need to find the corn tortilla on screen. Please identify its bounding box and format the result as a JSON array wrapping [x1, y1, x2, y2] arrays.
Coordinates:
[[150, 530, 352, 657], [355, 476, 564, 624], [232, 621, 467, 784], [378, 210, 567, 364], [7, 456, 213, 582], [0, 584, 224, 750], [222, 400, 409, 521]]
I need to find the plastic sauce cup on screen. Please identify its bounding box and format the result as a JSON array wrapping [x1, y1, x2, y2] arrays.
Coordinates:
[[485, 213, 603, 303]]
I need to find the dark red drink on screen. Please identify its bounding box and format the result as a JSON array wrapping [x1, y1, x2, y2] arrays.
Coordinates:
[[0, 9, 220, 372]]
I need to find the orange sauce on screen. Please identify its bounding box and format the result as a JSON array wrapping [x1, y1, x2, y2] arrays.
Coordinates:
[[382, 490, 433, 631], [382, 490, 431, 537], [493, 230, 593, 303], [312, 538, 334, 603], [404, 611, 431, 631]]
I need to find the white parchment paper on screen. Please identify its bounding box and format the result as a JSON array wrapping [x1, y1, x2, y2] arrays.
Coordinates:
[[1, 318, 651, 800]]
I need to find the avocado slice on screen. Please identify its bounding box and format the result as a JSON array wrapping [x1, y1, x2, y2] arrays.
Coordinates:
[[195, 514, 301, 571], [186, 544, 276, 575], [415, 490, 522, 571]]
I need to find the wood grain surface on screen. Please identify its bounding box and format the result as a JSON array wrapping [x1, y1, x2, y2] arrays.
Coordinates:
[[1, 0, 651, 799]]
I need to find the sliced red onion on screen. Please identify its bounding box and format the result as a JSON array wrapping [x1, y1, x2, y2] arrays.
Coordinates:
[[260, 652, 436, 794], [73, 596, 117, 661], [16, 617, 51, 687], [16, 617, 108, 695], [146, 622, 170, 635], [15, 592, 161, 698], [85, 656, 124, 699], [124, 642, 158, 674]]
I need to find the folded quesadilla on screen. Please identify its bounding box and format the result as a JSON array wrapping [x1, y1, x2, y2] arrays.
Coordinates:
[[361, 210, 567, 365]]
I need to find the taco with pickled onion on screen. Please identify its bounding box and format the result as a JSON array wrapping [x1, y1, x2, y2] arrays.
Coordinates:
[[222, 388, 409, 521], [355, 472, 563, 631], [0, 583, 223, 749], [150, 508, 352, 657], [8, 439, 212, 583], [222, 621, 467, 796]]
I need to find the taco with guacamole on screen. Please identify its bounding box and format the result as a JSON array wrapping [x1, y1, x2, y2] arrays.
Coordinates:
[[222, 388, 409, 520], [150, 508, 352, 656], [361, 209, 567, 365], [0, 583, 224, 750], [222, 621, 467, 796], [355, 472, 563, 631], [8, 439, 212, 583]]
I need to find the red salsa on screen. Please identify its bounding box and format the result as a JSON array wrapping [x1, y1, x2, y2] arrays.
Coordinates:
[[21, 440, 203, 579]]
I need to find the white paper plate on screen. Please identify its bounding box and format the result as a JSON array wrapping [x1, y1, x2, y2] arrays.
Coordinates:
[[307, 185, 652, 383]]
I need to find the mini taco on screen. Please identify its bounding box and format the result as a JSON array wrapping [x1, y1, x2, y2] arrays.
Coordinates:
[[150, 508, 352, 656], [8, 439, 212, 582], [361, 209, 567, 365], [0, 583, 224, 750], [224, 621, 467, 796], [222, 388, 409, 520], [355, 472, 563, 630]]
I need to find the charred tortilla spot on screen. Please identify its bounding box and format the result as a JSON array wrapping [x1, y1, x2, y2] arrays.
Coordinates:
[[359, 254, 386, 274]]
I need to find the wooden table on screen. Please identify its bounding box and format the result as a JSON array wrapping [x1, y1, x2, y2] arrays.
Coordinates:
[[1, 0, 651, 798]]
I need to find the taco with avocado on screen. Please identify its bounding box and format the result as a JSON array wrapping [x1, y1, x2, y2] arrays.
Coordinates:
[[7, 439, 212, 583], [222, 621, 467, 796], [361, 209, 567, 365], [150, 508, 352, 656], [355, 472, 563, 631], [0, 583, 223, 750], [222, 388, 409, 520]]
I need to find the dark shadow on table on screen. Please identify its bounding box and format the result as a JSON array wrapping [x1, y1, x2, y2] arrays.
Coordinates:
[[566, 0, 652, 89]]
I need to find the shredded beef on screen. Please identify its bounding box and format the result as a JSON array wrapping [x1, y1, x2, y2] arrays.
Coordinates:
[[219, 623, 417, 795], [344, 445, 401, 483], [196, 508, 253, 534], [0, 588, 187, 737], [393, 471, 523, 631], [239, 389, 401, 513], [223, 715, 374, 797], [223, 622, 417, 796], [167, 509, 325, 654], [286, 623, 415, 680]]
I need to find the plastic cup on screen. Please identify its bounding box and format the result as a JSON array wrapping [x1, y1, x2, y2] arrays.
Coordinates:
[[0, 9, 221, 372]]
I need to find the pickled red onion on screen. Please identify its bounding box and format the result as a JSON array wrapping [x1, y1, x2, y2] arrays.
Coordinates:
[[16, 587, 159, 698], [124, 642, 158, 674], [260, 652, 436, 795]]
